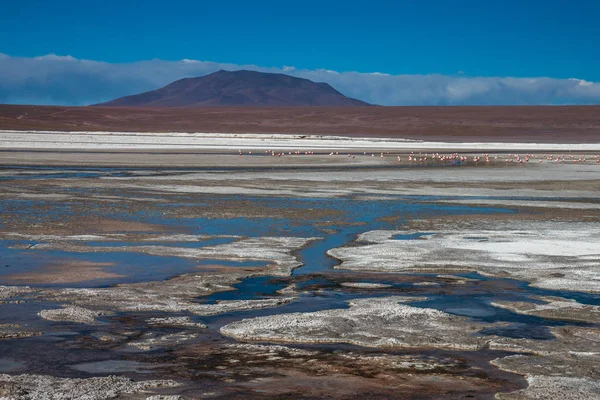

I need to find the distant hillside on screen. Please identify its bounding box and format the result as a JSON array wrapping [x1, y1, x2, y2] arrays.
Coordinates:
[[96, 70, 371, 107], [3, 105, 600, 143]]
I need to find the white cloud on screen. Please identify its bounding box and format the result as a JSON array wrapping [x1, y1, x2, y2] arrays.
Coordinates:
[[1, 53, 600, 106], [33, 54, 77, 61], [181, 58, 201, 64], [570, 78, 593, 87]]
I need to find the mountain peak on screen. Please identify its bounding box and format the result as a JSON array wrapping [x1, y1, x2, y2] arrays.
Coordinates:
[[97, 70, 371, 107]]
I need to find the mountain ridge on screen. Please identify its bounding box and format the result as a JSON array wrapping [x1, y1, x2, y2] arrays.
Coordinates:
[[97, 70, 371, 107]]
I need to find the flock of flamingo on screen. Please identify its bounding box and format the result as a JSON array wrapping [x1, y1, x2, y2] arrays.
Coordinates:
[[235, 149, 600, 165]]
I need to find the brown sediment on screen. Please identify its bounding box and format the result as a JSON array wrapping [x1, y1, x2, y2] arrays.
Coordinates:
[[169, 342, 525, 399], [74, 218, 169, 234], [4, 216, 168, 236], [234, 368, 496, 399], [3, 261, 124, 284], [155, 200, 341, 221], [0, 213, 173, 236]]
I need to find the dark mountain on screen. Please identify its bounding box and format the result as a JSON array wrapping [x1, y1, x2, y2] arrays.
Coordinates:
[[96, 70, 371, 107]]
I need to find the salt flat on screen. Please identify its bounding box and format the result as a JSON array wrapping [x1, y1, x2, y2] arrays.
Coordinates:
[[2, 130, 600, 151]]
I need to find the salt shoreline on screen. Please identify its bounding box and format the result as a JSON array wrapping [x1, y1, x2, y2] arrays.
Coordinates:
[[2, 129, 600, 151]]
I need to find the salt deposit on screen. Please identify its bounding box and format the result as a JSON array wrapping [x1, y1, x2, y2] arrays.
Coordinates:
[[492, 296, 600, 323], [495, 375, 600, 400], [221, 296, 495, 350], [329, 223, 600, 292], [2, 130, 600, 151], [339, 282, 393, 289], [38, 306, 108, 325], [0, 373, 180, 400]]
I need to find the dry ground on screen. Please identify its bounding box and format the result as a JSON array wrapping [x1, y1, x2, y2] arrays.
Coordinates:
[[2, 105, 600, 142]]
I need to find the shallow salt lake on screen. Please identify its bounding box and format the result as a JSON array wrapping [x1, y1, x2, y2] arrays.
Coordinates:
[[0, 166, 598, 394]]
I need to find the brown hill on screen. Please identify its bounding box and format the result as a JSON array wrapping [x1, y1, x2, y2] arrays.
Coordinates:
[[96, 70, 370, 107]]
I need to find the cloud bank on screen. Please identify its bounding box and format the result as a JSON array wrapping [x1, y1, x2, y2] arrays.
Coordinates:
[[1, 53, 600, 106]]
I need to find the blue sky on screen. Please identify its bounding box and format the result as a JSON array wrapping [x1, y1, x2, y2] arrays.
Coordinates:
[[1, 0, 600, 105], [3, 0, 599, 80]]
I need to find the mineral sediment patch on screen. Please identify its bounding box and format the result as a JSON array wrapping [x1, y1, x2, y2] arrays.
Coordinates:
[[190, 298, 295, 316], [126, 332, 199, 351], [220, 296, 495, 350], [146, 316, 207, 328], [4, 261, 125, 284], [0, 373, 180, 400], [0, 286, 32, 301], [38, 305, 109, 325], [339, 282, 393, 289], [490, 326, 600, 399], [495, 375, 600, 400]]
